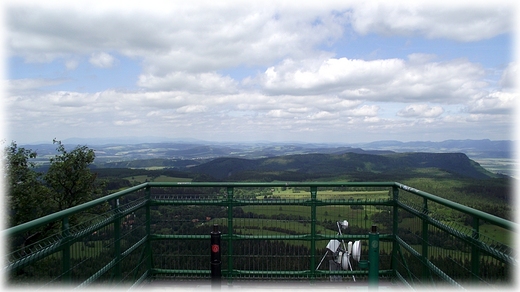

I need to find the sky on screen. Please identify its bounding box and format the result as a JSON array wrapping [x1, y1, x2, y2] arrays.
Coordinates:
[[2, 0, 519, 145]]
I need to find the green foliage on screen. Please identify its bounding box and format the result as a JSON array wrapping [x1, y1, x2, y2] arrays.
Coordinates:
[[4, 142, 52, 226], [4, 140, 104, 226], [94, 150, 512, 222], [189, 152, 499, 182], [401, 177, 512, 221], [44, 139, 102, 211]]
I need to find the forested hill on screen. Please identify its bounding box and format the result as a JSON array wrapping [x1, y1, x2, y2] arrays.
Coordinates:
[[189, 152, 497, 181]]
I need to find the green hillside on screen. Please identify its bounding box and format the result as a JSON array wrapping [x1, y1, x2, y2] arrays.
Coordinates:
[[94, 151, 512, 220], [189, 152, 498, 181]]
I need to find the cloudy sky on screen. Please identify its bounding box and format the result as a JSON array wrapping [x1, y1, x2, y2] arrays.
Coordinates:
[[2, 0, 518, 144]]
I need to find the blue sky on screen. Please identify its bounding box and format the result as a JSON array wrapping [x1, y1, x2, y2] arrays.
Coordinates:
[[9, 54, 142, 92], [2, 0, 518, 144]]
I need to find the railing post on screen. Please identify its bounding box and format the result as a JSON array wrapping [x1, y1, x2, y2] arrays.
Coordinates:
[[391, 186, 399, 277], [310, 186, 317, 281], [368, 225, 380, 289], [421, 197, 430, 282], [62, 216, 71, 284], [113, 198, 122, 282], [226, 186, 234, 281], [145, 185, 152, 277], [211, 224, 222, 286], [471, 216, 480, 281]]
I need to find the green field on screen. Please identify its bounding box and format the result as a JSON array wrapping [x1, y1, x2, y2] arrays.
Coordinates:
[[119, 174, 511, 252], [48, 181, 510, 274], [264, 187, 389, 199], [125, 175, 193, 184]]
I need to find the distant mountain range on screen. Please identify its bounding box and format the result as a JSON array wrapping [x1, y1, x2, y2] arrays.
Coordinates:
[[24, 138, 513, 161], [22, 138, 515, 179], [352, 139, 513, 159], [61, 136, 206, 145], [60, 137, 512, 154]]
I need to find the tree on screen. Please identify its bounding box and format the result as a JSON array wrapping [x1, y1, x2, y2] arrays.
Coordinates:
[[44, 139, 102, 211], [5, 139, 109, 257], [4, 142, 52, 226], [4, 140, 105, 226]]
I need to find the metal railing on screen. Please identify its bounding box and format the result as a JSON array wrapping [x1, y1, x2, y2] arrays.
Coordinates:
[[2, 182, 517, 289]]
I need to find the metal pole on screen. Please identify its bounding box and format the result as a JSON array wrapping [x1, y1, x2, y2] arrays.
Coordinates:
[[114, 199, 122, 281], [226, 187, 234, 281], [62, 216, 71, 284], [391, 186, 399, 278], [422, 197, 430, 282], [471, 217, 480, 281], [211, 224, 222, 285], [145, 185, 152, 276], [368, 225, 379, 289], [310, 186, 317, 281]]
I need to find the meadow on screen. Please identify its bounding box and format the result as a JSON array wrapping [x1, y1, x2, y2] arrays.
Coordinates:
[[125, 175, 193, 184], [118, 173, 511, 245]]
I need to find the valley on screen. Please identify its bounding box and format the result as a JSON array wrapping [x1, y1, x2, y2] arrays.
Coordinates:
[[19, 138, 514, 222], [23, 138, 516, 177]]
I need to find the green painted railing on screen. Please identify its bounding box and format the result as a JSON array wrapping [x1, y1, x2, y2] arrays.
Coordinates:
[[2, 182, 517, 288]]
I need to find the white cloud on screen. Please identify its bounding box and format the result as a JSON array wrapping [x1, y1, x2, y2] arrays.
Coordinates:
[[259, 56, 486, 103], [114, 119, 141, 126], [499, 62, 517, 89], [397, 104, 444, 118], [65, 59, 79, 70], [349, 105, 380, 117], [176, 105, 207, 114], [338, 100, 363, 109], [261, 57, 404, 95], [46, 91, 93, 108], [349, 1, 512, 42], [138, 72, 238, 94], [309, 111, 337, 120], [6, 1, 348, 73], [266, 109, 293, 119], [6, 1, 512, 69], [3, 0, 515, 144], [406, 53, 438, 65], [89, 52, 115, 68], [464, 92, 516, 114], [6, 78, 66, 95]]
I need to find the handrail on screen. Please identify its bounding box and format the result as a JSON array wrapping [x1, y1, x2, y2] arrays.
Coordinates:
[[394, 182, 517, 231], [2, 183, 147, 236], [4, 181, 515, 234], [2, 181, 395, 237], [146, 181, 398, 188]]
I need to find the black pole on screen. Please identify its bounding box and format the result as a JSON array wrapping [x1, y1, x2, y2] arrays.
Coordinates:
[[210, 224, 222, 284]]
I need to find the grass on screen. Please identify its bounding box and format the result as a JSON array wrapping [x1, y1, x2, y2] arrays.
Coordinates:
[[478, 224, 512, 245], [153, 175, 193, 183], [265, 187, 389, 200], [209, 217, 336, 249], [49, 240, 111, 261], [124, 175, 192, 184], [118, 174, 513, 254], [70, 240, 108, 259], [120, 176, 511, 247], [125, 175, 153, 184], [44, 181, 511, 276]]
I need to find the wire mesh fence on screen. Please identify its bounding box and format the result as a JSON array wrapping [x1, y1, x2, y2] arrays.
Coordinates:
[[394, 186, 515, 287], [3, 182, 516, 288], [4, 187, 149, 288]]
